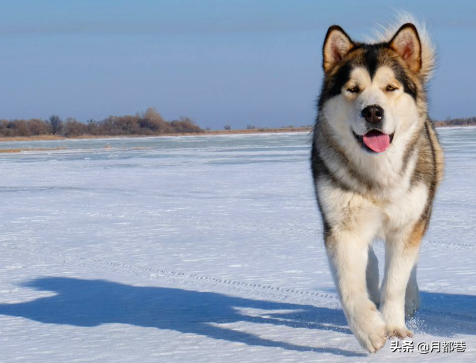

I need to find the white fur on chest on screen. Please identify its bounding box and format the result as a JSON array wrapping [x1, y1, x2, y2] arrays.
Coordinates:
[[381, 182, 428, 233], [317, 176, 428, 242]]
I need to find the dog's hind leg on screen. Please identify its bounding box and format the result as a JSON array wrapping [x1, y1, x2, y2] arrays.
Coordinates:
[[405, 265, 420, 317], [366, 246, 380, 307]]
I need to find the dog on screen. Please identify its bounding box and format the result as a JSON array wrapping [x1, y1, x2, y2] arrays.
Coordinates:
[[311, 16, 444, 353]]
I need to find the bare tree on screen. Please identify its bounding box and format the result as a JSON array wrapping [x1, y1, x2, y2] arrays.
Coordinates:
[[49, 115, 63, 135]]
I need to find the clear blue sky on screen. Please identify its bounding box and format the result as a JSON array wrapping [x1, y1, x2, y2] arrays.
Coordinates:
[[0, 0, 474, 129]]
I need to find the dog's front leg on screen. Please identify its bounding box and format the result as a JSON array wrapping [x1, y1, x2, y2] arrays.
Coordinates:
[[380, 221, 424, 338], [326, 233, 387, 353]]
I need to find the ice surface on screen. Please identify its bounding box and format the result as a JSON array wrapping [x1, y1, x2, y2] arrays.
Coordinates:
[[0, 129, 475, 362]]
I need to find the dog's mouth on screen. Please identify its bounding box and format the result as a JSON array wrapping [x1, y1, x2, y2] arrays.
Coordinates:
[[353, 130, 394, 153]]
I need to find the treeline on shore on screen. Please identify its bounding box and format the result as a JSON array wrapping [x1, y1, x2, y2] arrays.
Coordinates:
[[1, 109, 474, 139], [0, 108, 203, 138], [433, 117, 476, 127]]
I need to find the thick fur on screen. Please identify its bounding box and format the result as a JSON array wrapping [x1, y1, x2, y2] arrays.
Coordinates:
[[311, 16, 444, 353]]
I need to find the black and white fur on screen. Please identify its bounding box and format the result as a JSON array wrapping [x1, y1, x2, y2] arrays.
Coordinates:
[[311, 15, 444, 353]]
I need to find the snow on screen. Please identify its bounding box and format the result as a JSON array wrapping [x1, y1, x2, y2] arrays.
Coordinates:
[[0, 129, 475, 362]]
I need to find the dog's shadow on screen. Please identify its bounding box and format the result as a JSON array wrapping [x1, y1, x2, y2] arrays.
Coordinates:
[[0, 277, 362, 357], [417, 291, 476, 336], [0, 277, 474, 357]]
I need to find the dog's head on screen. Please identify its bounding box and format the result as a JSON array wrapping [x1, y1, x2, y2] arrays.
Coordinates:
[[318, 22, 434, 154]]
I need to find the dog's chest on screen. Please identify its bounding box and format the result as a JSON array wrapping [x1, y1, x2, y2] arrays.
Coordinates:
[[379, 182, 429, 231]]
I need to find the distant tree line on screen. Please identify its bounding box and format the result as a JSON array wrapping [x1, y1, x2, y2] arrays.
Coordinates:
[[223, 124, 312, 131], [0, 108, 203, 138], [433, 116, 476, 127]]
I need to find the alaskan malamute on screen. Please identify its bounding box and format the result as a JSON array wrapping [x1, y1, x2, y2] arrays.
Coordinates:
[[311, 16, 444, 352]]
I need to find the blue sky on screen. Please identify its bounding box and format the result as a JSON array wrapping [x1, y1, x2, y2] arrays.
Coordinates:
[[0, 0, 474, 129]]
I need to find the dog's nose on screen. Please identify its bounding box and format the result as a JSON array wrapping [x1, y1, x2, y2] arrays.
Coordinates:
[[361, 105, 384, 124]]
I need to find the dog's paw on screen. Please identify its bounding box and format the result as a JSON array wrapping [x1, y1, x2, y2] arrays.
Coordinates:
[[362, 325, 387, 353], [350, 301, 387, 353], [386, 325, 414, 339]]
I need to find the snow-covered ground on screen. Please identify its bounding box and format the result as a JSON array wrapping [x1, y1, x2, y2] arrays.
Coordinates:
[[0, 128, 475, 362]]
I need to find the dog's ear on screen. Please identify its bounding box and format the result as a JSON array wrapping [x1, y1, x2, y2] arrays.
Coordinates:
[[389, 23, 422, 73], [323, 25, 355, 73]]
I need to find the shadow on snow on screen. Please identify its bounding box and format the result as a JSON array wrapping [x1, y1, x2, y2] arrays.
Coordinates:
[[0, 277, 363, 357], [1, 277, 474, 356]]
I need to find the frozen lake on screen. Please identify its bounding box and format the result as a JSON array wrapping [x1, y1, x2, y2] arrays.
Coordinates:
[[0, 128, 475, 362]]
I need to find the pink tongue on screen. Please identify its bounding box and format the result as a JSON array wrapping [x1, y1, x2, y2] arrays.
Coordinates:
[[362, 130, 390, 152]]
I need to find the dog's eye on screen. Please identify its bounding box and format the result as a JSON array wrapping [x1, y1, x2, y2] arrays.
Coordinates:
[[386, 85, 398, 92], [347, 86, 360, 94]]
